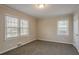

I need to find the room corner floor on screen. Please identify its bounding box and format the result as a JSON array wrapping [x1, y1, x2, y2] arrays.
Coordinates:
[[2, 40, 79, 55]]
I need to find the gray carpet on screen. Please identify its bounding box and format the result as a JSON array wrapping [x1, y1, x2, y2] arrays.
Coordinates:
[[2, 40, 79, 55]]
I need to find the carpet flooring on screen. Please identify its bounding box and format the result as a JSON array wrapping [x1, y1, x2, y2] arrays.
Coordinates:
[[2, 40, 79, 55]]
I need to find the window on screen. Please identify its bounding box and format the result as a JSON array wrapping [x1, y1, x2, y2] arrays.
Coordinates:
[[20, 20, 29, 35], [57, 20, 68, 35], [5, 15, 29, 39], [5, 16, 18, 38]]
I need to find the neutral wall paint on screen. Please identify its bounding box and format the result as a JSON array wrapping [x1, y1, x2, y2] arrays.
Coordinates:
[[0, 5, 37, 54], [37, 15, 73, 44]]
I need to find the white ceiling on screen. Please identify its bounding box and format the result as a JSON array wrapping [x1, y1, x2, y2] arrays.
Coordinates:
[[6, 4, 79, 18]]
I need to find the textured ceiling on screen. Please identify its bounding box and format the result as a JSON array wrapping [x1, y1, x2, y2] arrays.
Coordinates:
[[6, 4, 79, 18]]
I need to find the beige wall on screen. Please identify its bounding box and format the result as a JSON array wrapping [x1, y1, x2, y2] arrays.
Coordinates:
[[37, 15, 73, 44], [0, 5, 37, 54]]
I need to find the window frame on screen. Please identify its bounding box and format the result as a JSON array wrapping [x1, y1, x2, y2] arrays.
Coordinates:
[[5, 15, 19, 39], [57, 19, 69, 35], [5, 15, 30, 40], [20, 19, 29, 36]]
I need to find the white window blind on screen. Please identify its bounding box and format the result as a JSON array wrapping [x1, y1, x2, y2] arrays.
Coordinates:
[[57, 20, 68, 35], [20, 20, 29, 35], [5, 15, 29, 40], [5, 16, 18, 38]]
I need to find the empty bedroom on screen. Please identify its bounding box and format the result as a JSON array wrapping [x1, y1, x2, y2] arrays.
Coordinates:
[[0, 4, 79, 55]]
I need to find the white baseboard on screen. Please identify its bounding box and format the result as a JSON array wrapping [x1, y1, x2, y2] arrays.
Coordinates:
[[0, 39, 36, 54], [38, 38, 72, 45], [73, 44, 79, 53], [0, 44, 17, 54]]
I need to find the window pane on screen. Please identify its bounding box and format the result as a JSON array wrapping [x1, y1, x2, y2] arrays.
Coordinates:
[[7, 33, 18, 38], [20, 19, 29, 35], [7, 28, 17, 33], [57, 20, 68, 35], [20, 20, 29, 28], [5, 16, 18, 27], [20, 28, 29, 35], [5, 16, 18, 39]]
